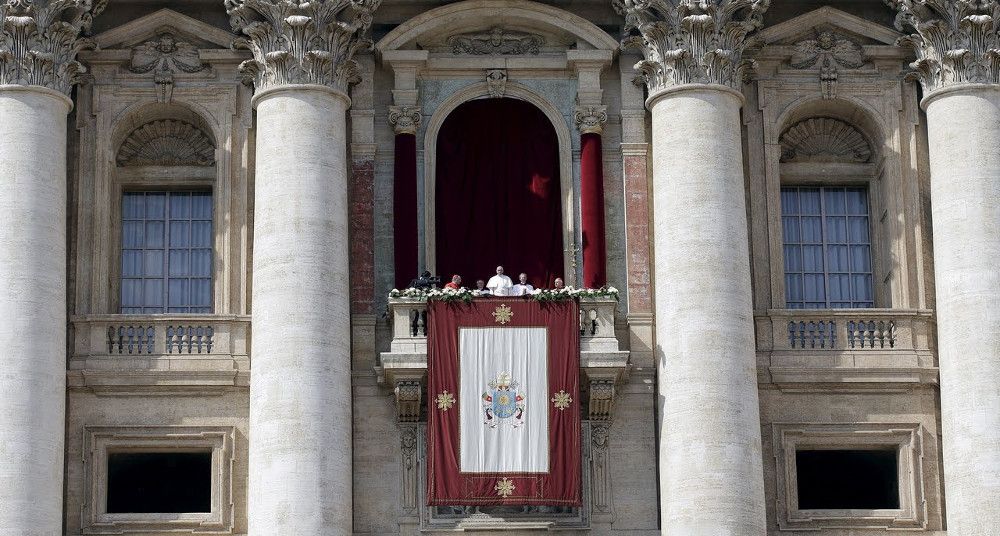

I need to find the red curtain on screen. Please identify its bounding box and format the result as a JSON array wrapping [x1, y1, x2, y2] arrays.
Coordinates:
[[393, 133, 419, 289], [580, 132, 608, 288], [426, 299, 581, 506], [435, 98, 563, 288]]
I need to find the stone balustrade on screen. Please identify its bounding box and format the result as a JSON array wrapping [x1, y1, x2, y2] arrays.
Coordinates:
[[68, 315, 251, 393], [378, 297, 630, 421], [755, 309, 937, 389]]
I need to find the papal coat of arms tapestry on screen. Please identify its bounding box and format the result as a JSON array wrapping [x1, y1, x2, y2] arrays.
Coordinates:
[[426, 299, 581, 505]]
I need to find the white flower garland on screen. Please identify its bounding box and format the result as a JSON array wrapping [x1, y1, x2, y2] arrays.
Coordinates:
[[388, 286, 619, 302]]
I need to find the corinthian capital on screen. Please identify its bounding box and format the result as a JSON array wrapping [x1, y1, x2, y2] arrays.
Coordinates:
[[226, 0, 381, 95], [575, 105, 608, 135], [615, 0, 770, 98], [0, 0, 105, 95], [889, 0, 1000, 93], [388, 105, 420, 135]]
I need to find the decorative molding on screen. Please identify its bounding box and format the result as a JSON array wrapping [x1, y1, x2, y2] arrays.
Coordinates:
[[388, 105, 421, 135], [574, 105, 608, 135], [400, 424, 419, 514], [226, 0, 381, 94], [790, 31, 867, 99], [129, 30, 204, 102], [779, 117, 872, 163], [616, 0, 770, 97], [588, 379, 616, 421], [447, 27, 543, 55], [486, 68, 507, 98], [889, 0, 1000, 93], [395, 379, 422, 422], [590, 423, 611, 514], [116, 120, 216, 167], [0, 0, 105, 95]]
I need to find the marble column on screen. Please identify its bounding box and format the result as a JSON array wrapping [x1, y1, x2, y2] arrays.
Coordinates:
[[894, 2, 1000, 533], [576, 105, 609, 288], [0, 2, 102, 534], [618, 1, 769, 534], [227, 1, 380, 534], [389, 105, 421, 289]]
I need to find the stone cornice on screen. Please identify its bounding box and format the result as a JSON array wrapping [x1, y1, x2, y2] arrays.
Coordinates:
[[615, 0, 770, 99], [226, 0, 380, 95], [0, 0, 106, 95], [388, 105, 420, 135], [889, 0, 1000, 94], [575, 105, 608, 135]]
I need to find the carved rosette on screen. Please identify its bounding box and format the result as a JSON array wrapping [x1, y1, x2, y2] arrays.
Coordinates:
[[388, 105, 421, 135], [615, 0, 770, 98], [575, 105, 608, 135], [0, 0, 106, 95], [225, 0, 381, 95], [889, 0, 1000, 94]]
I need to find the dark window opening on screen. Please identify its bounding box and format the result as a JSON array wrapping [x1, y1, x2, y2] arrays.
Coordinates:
[[107, 452, 212, 514], [796, 449, 899, 510]]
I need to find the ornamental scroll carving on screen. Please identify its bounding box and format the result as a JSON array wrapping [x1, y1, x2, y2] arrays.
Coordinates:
[[888, 0, 1000, 93], [575, 105, 608, 135], [779, 117, 872, 164], [486, 68, 507, 98], [117, 120, 216, 167], [615, 0, 770, 96], [388, 105, 421, 135], [225, 0, 381, 94], [447, 27, 543, 55], [130, 31, 204, 102], [790, 31, 867, 99], [0, 0, 106, 95]]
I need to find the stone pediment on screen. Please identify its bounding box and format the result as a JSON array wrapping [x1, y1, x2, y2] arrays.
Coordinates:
[[759, 6, 901, 47], [93, 9, 236, 51]]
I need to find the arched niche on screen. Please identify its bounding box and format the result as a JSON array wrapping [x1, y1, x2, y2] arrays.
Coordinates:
[[423, 81, 575, 283], [111, 101, 219, 168]]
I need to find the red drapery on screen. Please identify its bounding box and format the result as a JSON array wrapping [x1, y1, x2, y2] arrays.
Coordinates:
[[435, 98, 564, 288], [580, 132, 608, 288], [426, 299, 581, 505], [393, 133, 419, 289]]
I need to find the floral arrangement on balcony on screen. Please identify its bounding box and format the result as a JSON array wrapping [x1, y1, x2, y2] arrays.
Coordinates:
[[388, 286, 618, 303]]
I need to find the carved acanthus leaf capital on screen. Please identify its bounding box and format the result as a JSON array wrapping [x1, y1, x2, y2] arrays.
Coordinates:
[[575, 105, 608, 135], [225, 0, 380, 94], [889, 0, 1000, 93], [388, 105, 421, 135], [615, 0, 770, 98], [0, 0, 106, 95]]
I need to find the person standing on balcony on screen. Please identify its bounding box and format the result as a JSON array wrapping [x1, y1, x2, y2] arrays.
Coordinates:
[[474, 279, 490, 296], [512, 273, 534, 296], [444, 274, 462, 290], [487, 265, 514, 296], [553, 277, 565, 290]]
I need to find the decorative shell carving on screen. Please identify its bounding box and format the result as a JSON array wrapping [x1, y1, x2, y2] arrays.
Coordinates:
[[780, 118, 872, 163], [117, 120, 215, 167]]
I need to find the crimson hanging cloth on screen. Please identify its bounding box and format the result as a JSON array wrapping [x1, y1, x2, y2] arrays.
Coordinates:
[[426, 298, 581, 506], [393, 133, 419, 289], [580, 132, 608, 288], [435, 98, 564, 288]]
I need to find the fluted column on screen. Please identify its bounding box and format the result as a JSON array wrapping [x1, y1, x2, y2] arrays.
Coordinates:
[[893, 3, 1000, 533], [0, 2, 102, 534], [389, 105, 420, 289], [575, 105, 609, 288], [618, 1, 769, 534], [227, 1, 380, 534]]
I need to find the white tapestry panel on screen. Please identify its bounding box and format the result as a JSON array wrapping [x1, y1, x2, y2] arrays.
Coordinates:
[[459, 327, 549, 473]]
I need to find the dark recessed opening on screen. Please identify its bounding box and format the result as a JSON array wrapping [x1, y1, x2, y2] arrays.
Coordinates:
[[796, 449, 899, 510], [107, 451, 212, 514]]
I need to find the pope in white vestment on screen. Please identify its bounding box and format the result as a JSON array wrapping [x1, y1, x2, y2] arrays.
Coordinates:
[[487, 266, 514, 296]]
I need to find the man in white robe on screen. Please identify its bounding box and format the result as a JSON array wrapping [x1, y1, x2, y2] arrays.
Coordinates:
[[487, 265, 514, 296], [512, 273, 535, 296]]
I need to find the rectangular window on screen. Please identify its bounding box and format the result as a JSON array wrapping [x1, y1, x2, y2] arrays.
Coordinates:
[[107, 452, 213, 514], [795, 449, 900, 510], [121, 191, 213, 314], [781, 186, 873, 308]]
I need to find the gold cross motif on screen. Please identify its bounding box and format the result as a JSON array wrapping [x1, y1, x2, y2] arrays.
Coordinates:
[[493, 304, 513, 324]]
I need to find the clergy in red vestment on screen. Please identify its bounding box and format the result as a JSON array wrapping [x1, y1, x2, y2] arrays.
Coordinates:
[[444, 274, 462, 290]]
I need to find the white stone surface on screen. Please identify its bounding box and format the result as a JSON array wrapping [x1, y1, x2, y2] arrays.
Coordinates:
[[249, 85, 353, 536], [0, 86, 71, 536], [648, 85, 766, 536], [924, 85, 1000, 536]]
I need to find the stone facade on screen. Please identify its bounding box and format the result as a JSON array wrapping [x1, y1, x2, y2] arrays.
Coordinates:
[[0, 0, 996, 535]]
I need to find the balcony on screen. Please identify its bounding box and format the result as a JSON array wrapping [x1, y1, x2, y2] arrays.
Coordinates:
[[69, 315, 251, 395], [377, 297, 630, 422], [755, 309, 937, 390]]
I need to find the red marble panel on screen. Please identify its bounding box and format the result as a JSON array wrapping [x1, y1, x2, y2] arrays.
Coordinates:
[[623, 154, 652, 313], [349, 158, 375, 315]]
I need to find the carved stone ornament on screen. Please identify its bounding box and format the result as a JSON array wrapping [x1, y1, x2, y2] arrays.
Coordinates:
[[447, 27, 543, 55], [575, 105, 609, 135], [790, 31, 867, 99], [117, 119, 216, 167], [225, 0, 381, 94], [779, 117, 872, 163], [130, 31, 204, 102], [889, 0, 1000, 93], [486, 68, 507, 98], [394, 380, 422, 422], [0, 0, 106, 95], [615, 0, 771, 97], [588, 379, 616, 421], [388, 105, 421, 135]]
